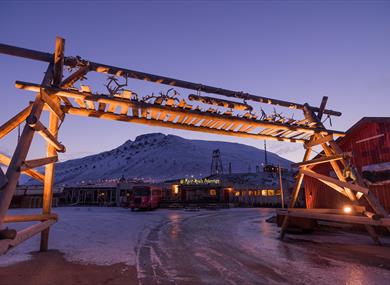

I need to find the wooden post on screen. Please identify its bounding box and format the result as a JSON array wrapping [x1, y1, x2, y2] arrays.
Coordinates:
[[40, 36, 64, 251], [280, 147, 312, 239]]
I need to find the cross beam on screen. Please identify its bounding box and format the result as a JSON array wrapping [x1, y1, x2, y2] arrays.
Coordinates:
[[0, 43, 341, 117]]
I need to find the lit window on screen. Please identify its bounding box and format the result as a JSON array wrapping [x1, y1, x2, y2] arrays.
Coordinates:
[[262, 190, 268, 196], [210, 189, 217, 196], [172, 185, 179, 194], [234, 191, 240, 197], [267, 190, 275, 196], [248, 191, 253, 196]]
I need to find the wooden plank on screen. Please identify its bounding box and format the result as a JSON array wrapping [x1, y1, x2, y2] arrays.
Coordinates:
[[0, 153, 44, 182], [291, 152, 352, 168], [132, 107, 139, 118], [140, 108, 148, 118], [301, 169, 369, 195], [85, 100, 95, 110], [97, 102, 106, 112], [74, 98, 87, 108], [0, 104, 32, 140], [0, 219, 56, 255], [4, 213, 58, 223], [304, 134, 333, 149], [21, 156, 58, 170], [107, 103, 117, 113]]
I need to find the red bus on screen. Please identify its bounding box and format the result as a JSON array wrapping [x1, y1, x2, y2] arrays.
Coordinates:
[[130, 186, 162, 211]]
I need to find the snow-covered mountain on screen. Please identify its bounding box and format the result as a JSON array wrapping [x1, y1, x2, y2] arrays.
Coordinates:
[[26, 133, 291, 185]]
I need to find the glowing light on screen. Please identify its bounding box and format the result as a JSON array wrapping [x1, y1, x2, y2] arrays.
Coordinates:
[[343, 206, 352, 214], [172, 185, 179, 194]]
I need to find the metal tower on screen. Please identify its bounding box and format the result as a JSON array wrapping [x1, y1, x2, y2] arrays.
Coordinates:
[[210, 149, 224, 176]]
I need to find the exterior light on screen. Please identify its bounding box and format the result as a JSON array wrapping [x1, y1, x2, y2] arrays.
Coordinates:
[[343, 205, 352, 214]]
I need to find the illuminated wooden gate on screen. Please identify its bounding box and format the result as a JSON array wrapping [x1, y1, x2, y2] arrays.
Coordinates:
[[0, 37, 388, 254]]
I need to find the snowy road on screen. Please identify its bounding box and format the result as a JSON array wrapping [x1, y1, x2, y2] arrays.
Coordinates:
[[136, 208, 390, 285], [1, 207, 390, 285]]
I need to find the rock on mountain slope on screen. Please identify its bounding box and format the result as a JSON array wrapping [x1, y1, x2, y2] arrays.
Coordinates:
[[27, 133, 292, 185]]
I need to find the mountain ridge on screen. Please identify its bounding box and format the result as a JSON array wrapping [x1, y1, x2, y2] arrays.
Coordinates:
[[25, 133, 291, 185]]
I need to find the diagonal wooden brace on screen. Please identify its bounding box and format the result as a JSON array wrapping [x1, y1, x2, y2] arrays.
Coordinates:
[[21, 156, 58, 170], [26, 116, 65, 152], [0, 153, 44, 183], [0, 104, 33, 140]]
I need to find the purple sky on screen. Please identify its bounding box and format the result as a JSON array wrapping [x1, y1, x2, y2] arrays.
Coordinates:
[[0, 1, 389, 163]]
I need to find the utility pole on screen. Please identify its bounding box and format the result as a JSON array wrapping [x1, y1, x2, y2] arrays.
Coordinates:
[[279, 163, 284, 208]]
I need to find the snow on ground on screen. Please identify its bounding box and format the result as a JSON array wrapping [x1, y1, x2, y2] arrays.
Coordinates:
[[0, 207, 168, 266]]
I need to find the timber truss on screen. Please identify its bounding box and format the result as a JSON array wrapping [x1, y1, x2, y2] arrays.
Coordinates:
[[0, 37, 388, 254]]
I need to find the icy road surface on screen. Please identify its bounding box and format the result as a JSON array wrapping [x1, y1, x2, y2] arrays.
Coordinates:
[[1, 207, 390, 285]]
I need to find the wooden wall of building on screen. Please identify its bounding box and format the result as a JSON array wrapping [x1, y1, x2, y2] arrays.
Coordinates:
[[304, 118, 390, 211]]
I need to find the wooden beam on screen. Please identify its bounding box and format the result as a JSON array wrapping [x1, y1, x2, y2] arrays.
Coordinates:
[[62, 106, 307, 143], [26, 118, 65, 152], [317, 96, 328, 120], [277, 209, 390, 227], [40, 37, 64, 252], [0, 153, 44, 183], [291, 152, 352, 168], [316, 178, 349, 198], [0, 42, 342, 116], [0, 104, 32, 140], [301, 169, 369, 195], [304, 134, 333, 149], [60, 66, 89, 88], [53, 37, 64, 86], [4, 213, 58, 223], [15, 81, 347, 138], [41, 90, 64, 121], [21, 155, 58, 170], [0, 219, 56, 255], [0, 168, 7, 189], [280, 147, 312, 239]]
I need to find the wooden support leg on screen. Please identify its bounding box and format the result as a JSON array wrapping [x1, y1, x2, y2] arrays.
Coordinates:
[[40, 36, 64, 251], [40, 111, 59, 251], [280, 147, 312, 239]]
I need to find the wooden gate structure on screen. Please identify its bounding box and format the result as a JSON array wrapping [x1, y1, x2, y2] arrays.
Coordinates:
[[0, 37, 389, 254]]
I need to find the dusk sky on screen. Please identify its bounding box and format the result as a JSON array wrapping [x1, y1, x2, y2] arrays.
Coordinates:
[[1, 1, 389, 163]]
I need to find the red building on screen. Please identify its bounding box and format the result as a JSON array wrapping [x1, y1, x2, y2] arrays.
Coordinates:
[[304, 117, 390, 211]]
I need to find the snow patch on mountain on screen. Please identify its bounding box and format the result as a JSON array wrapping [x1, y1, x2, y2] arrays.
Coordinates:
[[26, 133, 291, 185]]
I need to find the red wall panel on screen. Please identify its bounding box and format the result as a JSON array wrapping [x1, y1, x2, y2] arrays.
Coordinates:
[[304, 119, 390, 211]]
